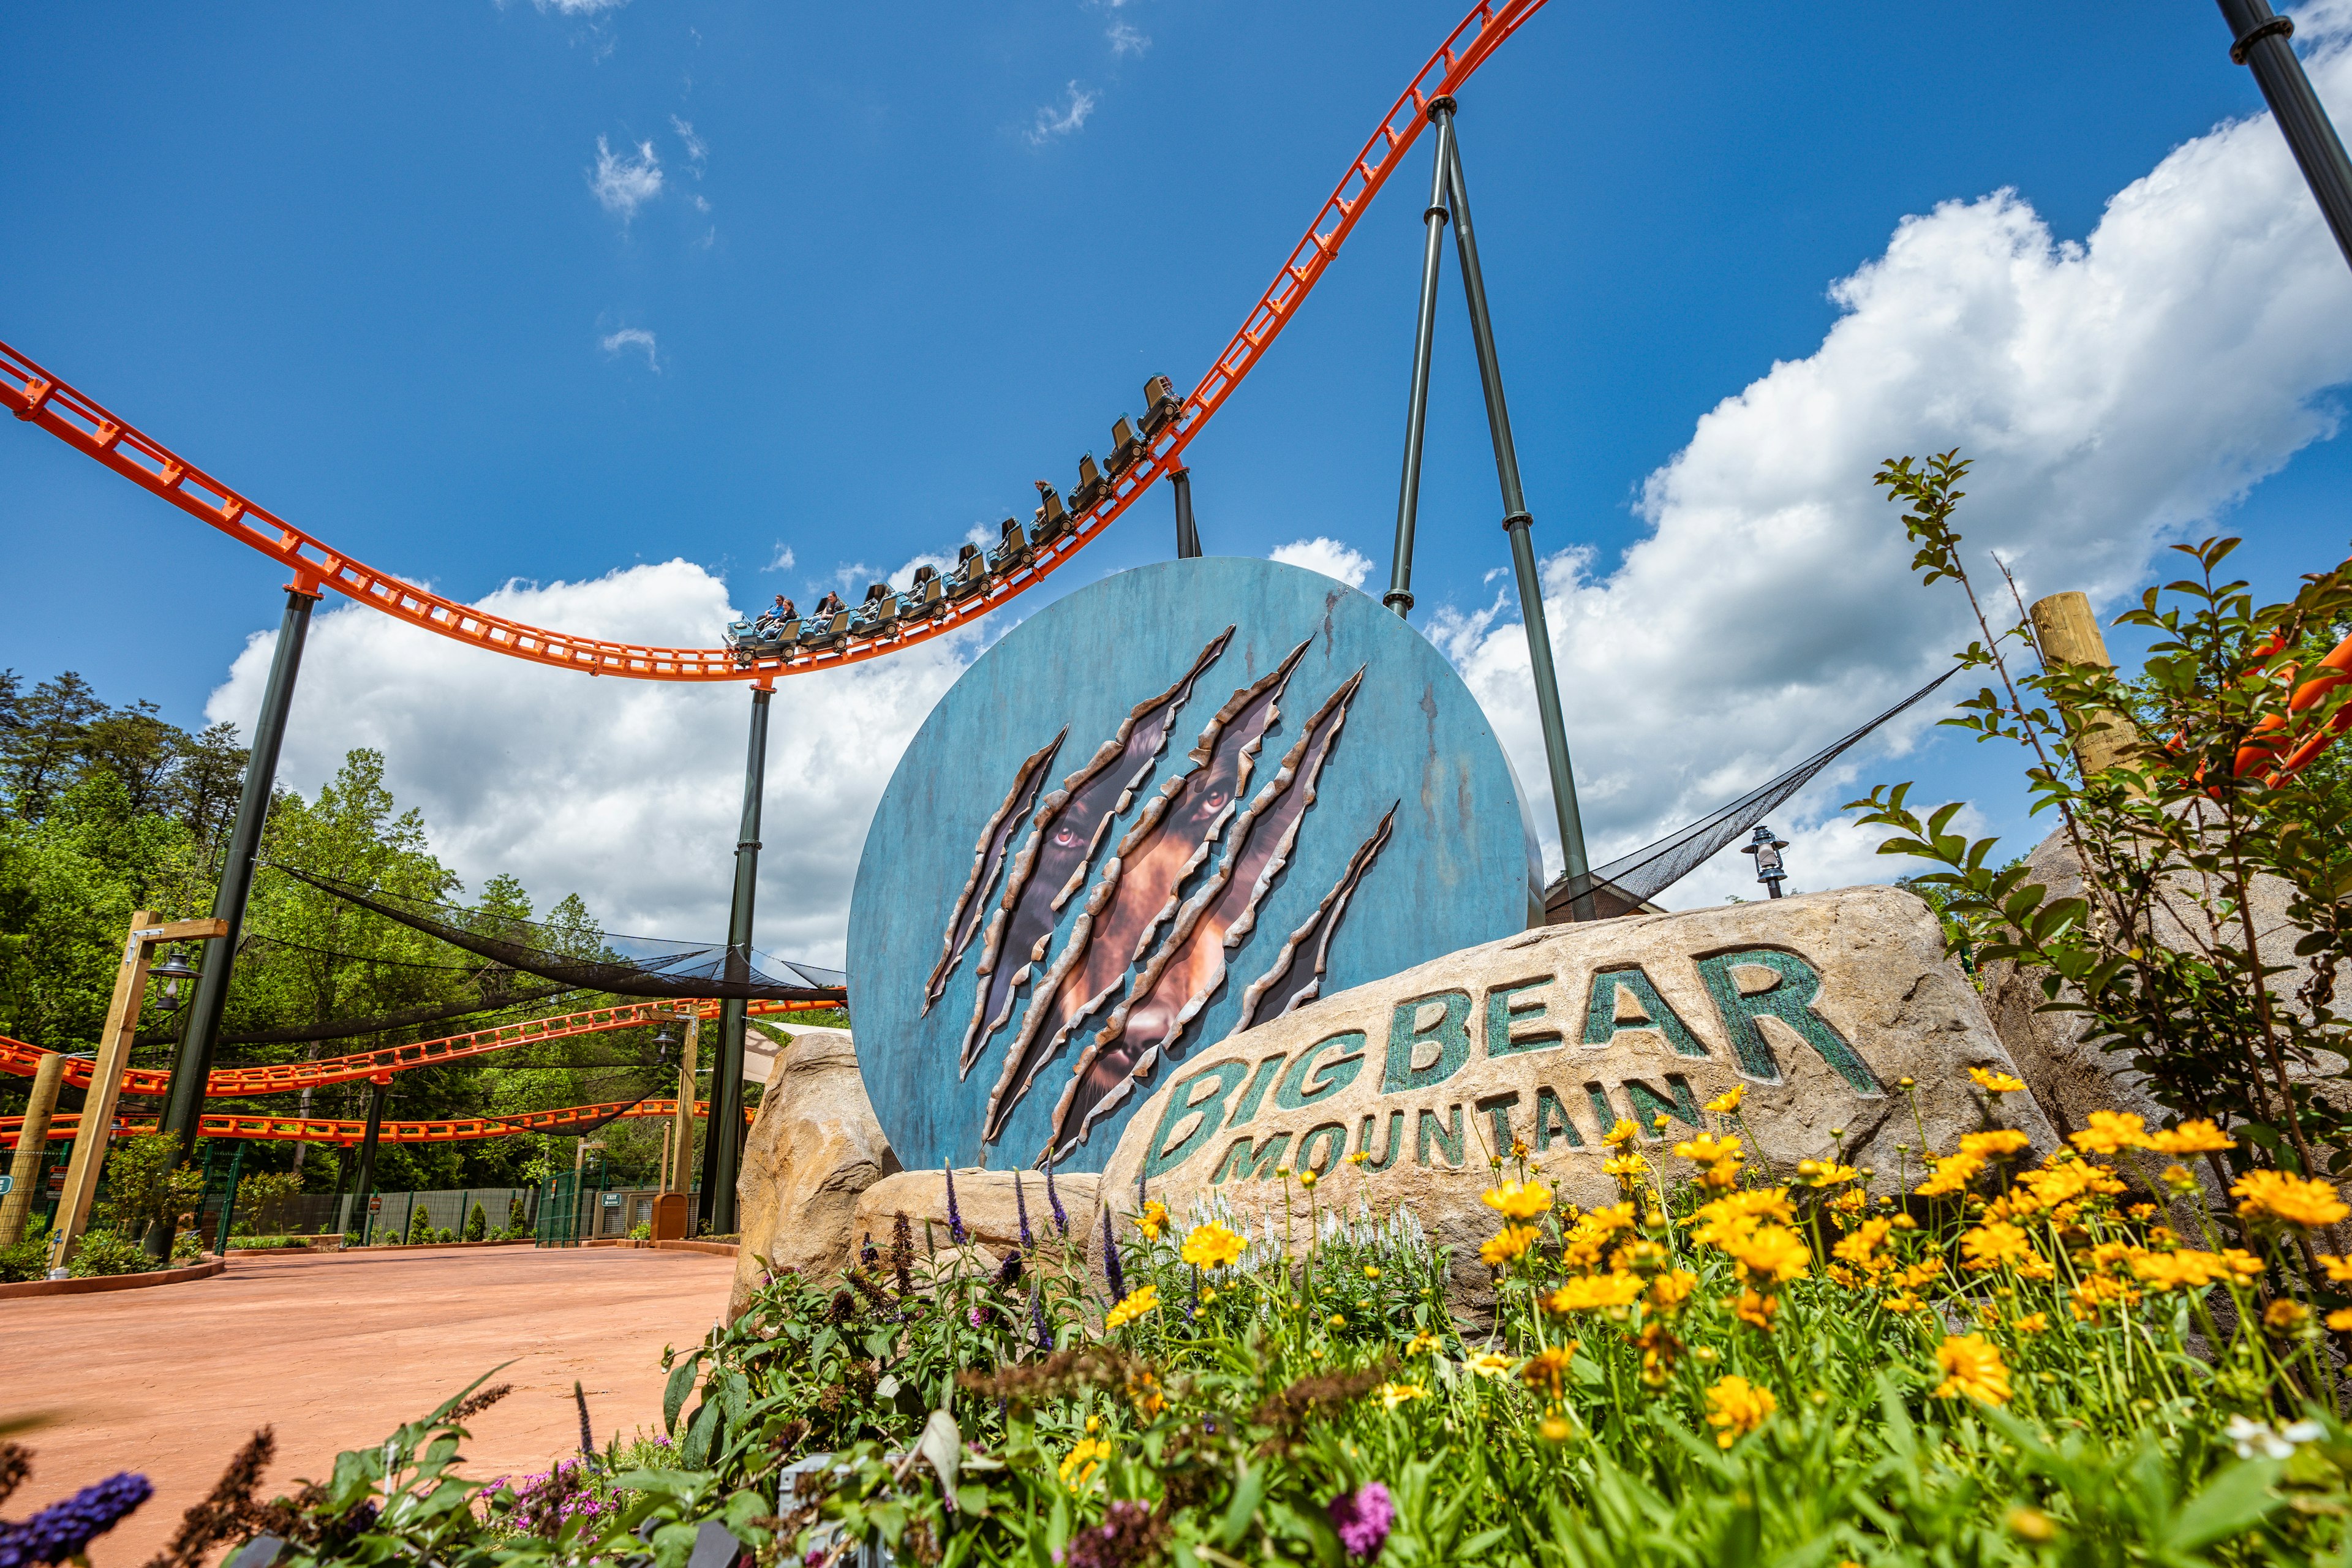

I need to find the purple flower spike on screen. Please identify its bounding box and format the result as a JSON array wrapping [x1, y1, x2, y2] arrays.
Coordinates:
[[1327, 1483, 1395, 1560], [1030, 1283, 1053, 1351], [0, 1472, 154, 1567], [1100, 1202, 1126, 1303], [1014, 1169, 1035, 1252], [1046, 1161, 1069, 1237], [945, 1167, 969, 1246]]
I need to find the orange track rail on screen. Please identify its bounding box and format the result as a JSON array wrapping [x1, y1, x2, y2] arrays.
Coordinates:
[[0, 1, 1547, 682], [0, 995, 834, 1099], [1, 1098, 747, 1149]]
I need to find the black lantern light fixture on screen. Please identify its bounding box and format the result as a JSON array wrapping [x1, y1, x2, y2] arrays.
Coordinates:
[[1741, 824, 1790, 899], [151, 945, 198, 1012], [653, 1022, 679, 1068]]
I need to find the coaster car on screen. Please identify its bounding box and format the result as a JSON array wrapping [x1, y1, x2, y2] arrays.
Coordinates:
[[904, 564, 948, 620], [850, 581, 901, 638], [944, 543, 990, 604], [798, 593, 851, 652], [988, 516, 1032, 575], [1105, 416, 1143, 480], [1031, 483, 1072, 548], [724, 616, 799, 665], [1140, 373, 1183, 441], [1069, 453, 1107, 514]]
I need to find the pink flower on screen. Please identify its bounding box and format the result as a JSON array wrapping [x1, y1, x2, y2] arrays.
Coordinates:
[[1327, 1482, 1395, 1559]]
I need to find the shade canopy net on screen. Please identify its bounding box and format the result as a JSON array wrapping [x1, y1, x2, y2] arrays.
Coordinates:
[[1545, 668, 1958, 921], [268, 864, 850, 1004]]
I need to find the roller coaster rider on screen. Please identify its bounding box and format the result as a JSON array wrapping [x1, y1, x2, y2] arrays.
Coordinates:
[[758, 594, 796, 632]]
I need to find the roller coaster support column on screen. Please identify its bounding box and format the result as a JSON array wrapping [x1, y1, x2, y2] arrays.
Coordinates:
[[1384, 99, 1455, 618], [700, 682, 772, 1235], [1436, 99, 1594, 916], [668, 1009, 700, 1194], [53, 911, 227, 1272], [150, 581, 321, 1256], [1170, 467, 1203, 559], [0, 1049, 65, 1247], [352, 1076, 388, 1244], [2219, 0, 2352, 271]]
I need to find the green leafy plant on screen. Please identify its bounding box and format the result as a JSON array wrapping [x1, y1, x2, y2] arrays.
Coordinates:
[[1850, 451, 2352, 1194]]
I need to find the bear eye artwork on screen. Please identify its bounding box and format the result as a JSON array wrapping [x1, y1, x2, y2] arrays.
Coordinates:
[[847, 557, 1544, 1174]]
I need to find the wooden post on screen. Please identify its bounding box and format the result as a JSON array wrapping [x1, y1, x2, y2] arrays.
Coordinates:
[[0, 1049, 65, 1246], [47, 911, 228, 1272], [2029, 591, 2139, 778], [668, 1013, 701, 1197]]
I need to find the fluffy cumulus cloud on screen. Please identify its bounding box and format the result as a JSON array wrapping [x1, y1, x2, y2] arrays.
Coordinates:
[[1434, 24, 2352, 903], [1269, 537, 1376, 590], [589, 135, 663, 221], [207, 562, 978, 967]]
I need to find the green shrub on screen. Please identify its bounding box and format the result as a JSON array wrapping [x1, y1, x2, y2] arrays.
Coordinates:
[[0, 1215, 51, 1283], [465, 1204, 488, 1242], [507, 1196, 527, 1233], [406, 1205, 432, 1245], [92, 1134, 203, 1243], [67, 1228, 151, 1277], [171, 1228, 205, 1262], [236, 1169, 305, 1235]]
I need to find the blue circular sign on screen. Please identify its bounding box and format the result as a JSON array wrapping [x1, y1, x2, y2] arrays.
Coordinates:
[[848, 557, 1540, 1173]]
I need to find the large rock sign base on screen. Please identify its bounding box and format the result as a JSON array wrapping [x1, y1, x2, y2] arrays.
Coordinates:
[[1095, 887, 2057, 1295], [730, 1028, 900, 1319]]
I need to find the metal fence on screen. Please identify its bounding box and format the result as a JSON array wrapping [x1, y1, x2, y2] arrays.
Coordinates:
[[348, 1186, 542, 1245]]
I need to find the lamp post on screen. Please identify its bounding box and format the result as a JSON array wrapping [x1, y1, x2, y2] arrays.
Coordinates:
[[1741, 825, 1790, 899]]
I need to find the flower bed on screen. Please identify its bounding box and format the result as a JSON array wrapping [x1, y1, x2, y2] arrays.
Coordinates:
[[112, 1089, 2352, 1568]]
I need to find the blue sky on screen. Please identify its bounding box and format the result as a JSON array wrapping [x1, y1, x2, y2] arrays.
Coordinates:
[[6, 1, 2351, 956]]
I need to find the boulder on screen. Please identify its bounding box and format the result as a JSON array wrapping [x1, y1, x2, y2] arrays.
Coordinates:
[[1983, 826, 2332, 1142], [1091, 885, 2057, 1300], [849, 1168, 1103, 1276], [729, 1028, 901, 1319]]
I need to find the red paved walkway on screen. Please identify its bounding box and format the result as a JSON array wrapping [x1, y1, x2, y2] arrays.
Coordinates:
[[1, 1246, 734, 1566]]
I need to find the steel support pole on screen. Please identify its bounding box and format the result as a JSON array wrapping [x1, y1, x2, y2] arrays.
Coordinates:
[[151, 585, 318, 1253], [2220, 0, 2352, 271], [352, 1078, 388, 1245], [700, 685, 771, 1236], [212, 1139, 247, 1255], [1385, 98, 1457, 617], [1170, 467, 1203, 559], [1436, 105, 1594, 911]]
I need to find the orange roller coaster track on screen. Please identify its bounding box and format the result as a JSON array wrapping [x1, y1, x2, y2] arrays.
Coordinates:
[[0, 1098, 749, 1150], [0, 0, 1548, 682], [0, 996, 831, 1101]]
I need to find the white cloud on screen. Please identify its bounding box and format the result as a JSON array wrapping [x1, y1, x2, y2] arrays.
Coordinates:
[[598, 326, 658, 371], [671, 115, 706, 174], [1027, 82, 1097, 145], [207, 562, 981, 967], [1431, 22, 2352, 902], [765, 544, 796, 573], [1107, 22, 1150, 57], [531, 0, 628, 12], [1268, 537, 1374, 589], [589, 135, 663, 221]]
